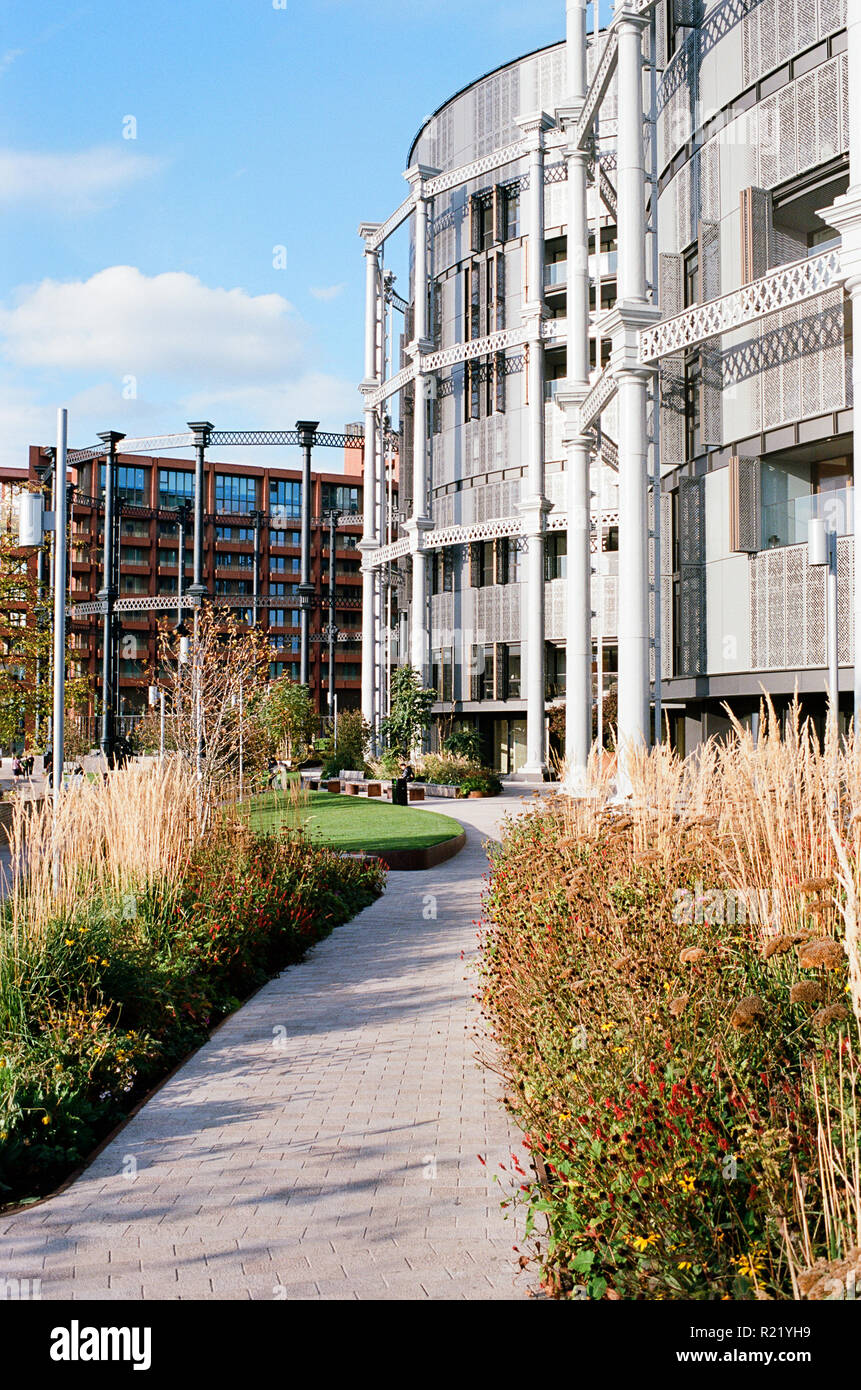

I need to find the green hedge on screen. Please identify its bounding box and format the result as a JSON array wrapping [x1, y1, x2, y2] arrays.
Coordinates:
[[0, 830, 385, 1205]]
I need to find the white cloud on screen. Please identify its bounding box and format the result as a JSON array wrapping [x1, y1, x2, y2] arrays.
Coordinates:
[[309, 283, 346, 302], [0, 267, 364, 469], [0, 146, 162, 211], [0, 265, 308, 383]]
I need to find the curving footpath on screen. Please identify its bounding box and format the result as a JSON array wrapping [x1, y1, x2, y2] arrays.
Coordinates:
[[0, 790, 542, 1300]]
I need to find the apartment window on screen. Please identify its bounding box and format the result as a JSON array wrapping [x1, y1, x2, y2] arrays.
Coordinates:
[[158, 469, 194, 509], [217, 551, 255, 570], [545, 533, 567, 581], [269, 661, 301, 680], [508, 188, 520, 240], [100, 464, 147, 505], [216, 525, 254, 542], [684, 356, 702, 461], [270, 529, 300, 546], [481, 541, 495, 588], [271, 555, 300, 574], [431, 648, 453, 702], [506, 537, 520, 584], [473, 644, 495, 701], [604, 526, 619, 552], [215, 578, 252, 595], [506, 645, 521, 699], [120, 574, 148, 594], [121, 546, 149, 566], [321, 484, 360, 515], [683, 244, 699, 308], [216, 473, 257, 515], [269, 478, 302, 521]]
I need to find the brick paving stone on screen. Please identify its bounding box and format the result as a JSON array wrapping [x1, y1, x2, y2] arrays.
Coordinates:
[[0, 790, 546, 1300]]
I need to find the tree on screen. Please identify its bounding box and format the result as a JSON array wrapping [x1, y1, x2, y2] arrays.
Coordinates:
[[0, 531, 89, 751], [380, 666, 436, 759], [321, 708, 369, 778], [443, 726, 482, 762], [155, 606, 271, 822], [261, 675, 316, 768]]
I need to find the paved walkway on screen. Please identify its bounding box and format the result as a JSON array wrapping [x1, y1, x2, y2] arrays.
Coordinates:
[[0, 789, 544, 1300]]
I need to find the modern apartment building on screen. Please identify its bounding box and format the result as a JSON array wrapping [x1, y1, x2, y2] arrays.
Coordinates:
[[357, 0, 859, 777], [4, 436, 393, 733]]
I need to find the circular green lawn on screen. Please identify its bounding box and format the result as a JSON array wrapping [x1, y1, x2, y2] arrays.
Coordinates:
[[246, 789, 463, 854]]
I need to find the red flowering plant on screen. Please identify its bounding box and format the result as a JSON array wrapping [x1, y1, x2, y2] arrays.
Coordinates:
[[480, 804, 857, 1300]]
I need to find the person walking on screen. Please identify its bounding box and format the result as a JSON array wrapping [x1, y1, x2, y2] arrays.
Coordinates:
[[12, 755, 22, 784], [43, 746, 53, 790]]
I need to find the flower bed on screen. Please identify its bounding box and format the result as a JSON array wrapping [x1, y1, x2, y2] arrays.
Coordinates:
[[481, 737, 860, 1300], [0, 827, 384, 1207]]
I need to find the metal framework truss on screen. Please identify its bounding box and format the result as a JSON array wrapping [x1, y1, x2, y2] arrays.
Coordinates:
[[65, 428, 398, 466], [638, 250, 845, 363], [361, 506, 619, 571], [69, 591, 364, 620]]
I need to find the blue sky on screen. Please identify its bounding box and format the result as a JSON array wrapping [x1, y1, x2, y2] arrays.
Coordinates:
[[0, 0, 605, 469]]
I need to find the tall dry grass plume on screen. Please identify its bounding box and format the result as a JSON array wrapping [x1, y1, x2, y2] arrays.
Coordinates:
[[556, 696, 861, 1034], [3, 757, 199, 944]]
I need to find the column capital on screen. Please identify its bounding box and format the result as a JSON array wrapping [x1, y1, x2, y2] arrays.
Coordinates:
[[614, 6, 650, 35], [518, 493, 551, 534], [358, 222, 382, 248], [821, 191, 861, 289], [404, 516, 432, 552], [97, 430, 125, 451], [555, 100, 585, 133], [186, 420, 213, 447], [408, 339, 434, 361], [295, 419, 319, 447], [603, 301, 662, 377], [515, 110, 555, 148], [403, 163, 440, 195]]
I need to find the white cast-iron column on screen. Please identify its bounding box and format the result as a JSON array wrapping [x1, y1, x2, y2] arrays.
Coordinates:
[[358, 224, 382, 735], [826, 0, 861, 724], [404, 165, 438, 687], [557, 0, 593, 792], [517, 112, 553, 778], [602, 9, 660, 791]]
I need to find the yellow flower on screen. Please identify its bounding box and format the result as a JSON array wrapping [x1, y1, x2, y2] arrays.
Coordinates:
[[42, 1116, 50, 1126], [64, 939, 74, 947], [677, 1261, 693, 1270]]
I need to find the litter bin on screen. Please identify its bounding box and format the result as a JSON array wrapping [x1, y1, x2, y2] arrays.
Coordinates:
[[392, 777, 408, 806]]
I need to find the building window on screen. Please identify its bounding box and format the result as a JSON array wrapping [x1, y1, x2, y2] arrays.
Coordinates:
[[604, 526, 619, 552], [158, 469, 194, 510], [270, 529, 300, 546], [545, 532, 567, 581], [271, 555, 300, 574], [683, 244, 699, 308], [216, 551, 255, 570], [215, 578, 252, 595], [216, 525, 254, 542], [216, 474, 257, 515], [505, 187, 520, 240], [269, 479, 302, 521], [101, 464, 147, 505], [121, 546, 149, 566], [321, 484, 361, 515], [506, 645, 521, 699], [684, 356, 702, 461]]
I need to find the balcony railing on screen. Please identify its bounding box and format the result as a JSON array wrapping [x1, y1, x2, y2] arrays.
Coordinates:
[[760, 486, 853, 551]]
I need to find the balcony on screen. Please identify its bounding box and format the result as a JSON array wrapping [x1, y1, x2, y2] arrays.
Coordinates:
[[760, 487, 853, 551]]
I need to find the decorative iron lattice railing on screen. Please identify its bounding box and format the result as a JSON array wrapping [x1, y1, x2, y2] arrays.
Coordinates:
[[638, 251, 844, 363]]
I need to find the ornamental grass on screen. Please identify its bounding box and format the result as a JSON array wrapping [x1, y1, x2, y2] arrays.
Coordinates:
[[0, 760, 385, 1206], [480, 697, 860, 1299]]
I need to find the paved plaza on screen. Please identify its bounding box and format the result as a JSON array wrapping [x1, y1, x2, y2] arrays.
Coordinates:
[[0, 789, 543, 1300]]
